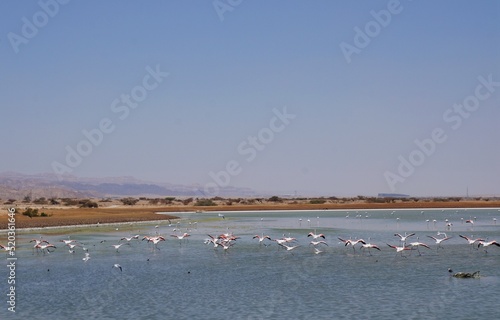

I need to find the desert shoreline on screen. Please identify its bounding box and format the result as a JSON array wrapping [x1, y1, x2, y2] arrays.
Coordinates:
[[1, 200, 500, 230]]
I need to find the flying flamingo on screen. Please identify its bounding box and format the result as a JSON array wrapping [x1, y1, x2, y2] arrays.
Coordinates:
[[282, 234, 297, 243], [113, 264, 122, 272], [253, 234, 272, 245], [205, 234, 221, 248], [386, 243, 411, 257], [459, 235, 484, 250], [30, 239, 49, 254], [111, 243, 129, 252], [150, 236, 166, 251], [394, 233, 416, 243], [218, 232, 240, 242], [338, 237, 366, 252], [477, 240, 500, 253], [0, 244, 15, 253], [359, 242, 381, 256], [408, 238, 431, 255], [427, 235, 452, 249], [60, 239, 78, 245], [307, 232, 326, 240], [120, 235, 140, 242], [30, 238, 48, 244], [171, 232, 190, 245], [35, 243, 57, 254], [66, 243, 79, 250], [279, 244, 300, 252]]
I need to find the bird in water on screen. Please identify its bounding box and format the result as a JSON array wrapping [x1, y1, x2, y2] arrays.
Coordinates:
[[448, 268, 480, 278]]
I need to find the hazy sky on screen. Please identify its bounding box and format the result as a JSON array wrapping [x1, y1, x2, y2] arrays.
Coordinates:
[[1, 0, 499, 197]]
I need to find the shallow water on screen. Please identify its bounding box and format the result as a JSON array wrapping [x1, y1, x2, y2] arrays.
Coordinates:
[[1, 208, 499, 319]]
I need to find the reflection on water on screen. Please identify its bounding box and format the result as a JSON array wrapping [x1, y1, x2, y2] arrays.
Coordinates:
[[1, 208, 499, 319]]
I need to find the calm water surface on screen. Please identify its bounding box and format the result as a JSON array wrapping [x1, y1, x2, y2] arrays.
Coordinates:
[[1, 208, 499, 319]]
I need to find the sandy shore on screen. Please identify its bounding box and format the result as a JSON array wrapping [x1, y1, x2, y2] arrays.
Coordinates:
[[1, 200, 499, 229]]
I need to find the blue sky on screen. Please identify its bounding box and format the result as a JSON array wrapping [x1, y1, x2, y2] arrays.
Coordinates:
[[1, 0, 499, 197]]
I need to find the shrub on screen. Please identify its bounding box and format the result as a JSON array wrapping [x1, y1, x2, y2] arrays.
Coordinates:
[[194, 199, 217, 206], [79, 199, 99, 208], [309, 199, 326, 204], [164, 197, 176, 204], [149, 198, 160, 205], [120, 197, 139, 206], [33, 197, 48, 205], [62, 198, 79, 206], [366, 197, 387, 203], [22, 208, 39, 218], [268, 196, 282, 203]]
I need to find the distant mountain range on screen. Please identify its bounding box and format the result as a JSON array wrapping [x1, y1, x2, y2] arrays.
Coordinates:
[[0, 172, 257, 200]]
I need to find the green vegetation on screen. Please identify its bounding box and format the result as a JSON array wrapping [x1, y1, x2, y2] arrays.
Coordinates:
[[22, 207, 51, 218], [309, 199, 326, 204]]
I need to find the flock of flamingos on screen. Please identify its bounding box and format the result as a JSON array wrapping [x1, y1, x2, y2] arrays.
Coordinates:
[[1, 213, 499, 270]]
